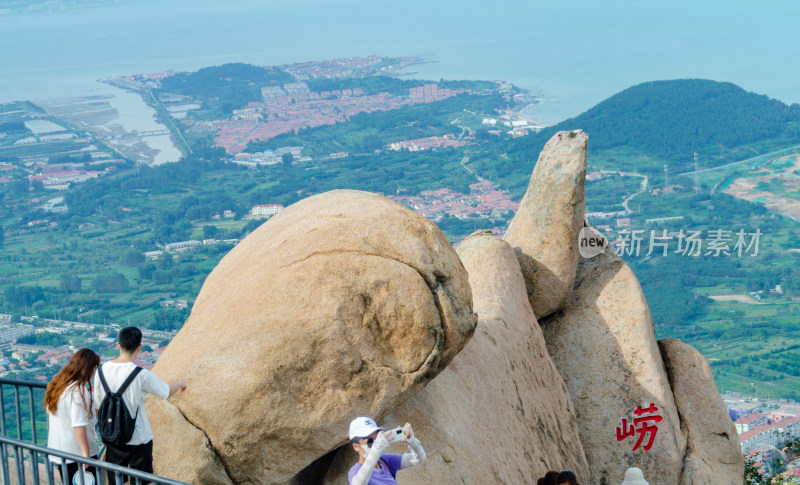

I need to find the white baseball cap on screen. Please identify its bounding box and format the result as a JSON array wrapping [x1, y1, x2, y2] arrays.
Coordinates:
[[349, 417, 385, 440]]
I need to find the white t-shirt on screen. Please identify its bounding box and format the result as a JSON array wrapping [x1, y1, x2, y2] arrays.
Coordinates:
[[92, 361, 170, 446], [47, 382, 99, 463]]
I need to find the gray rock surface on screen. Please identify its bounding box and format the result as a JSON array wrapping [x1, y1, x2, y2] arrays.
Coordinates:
[[541, 248, 686, 485], [504, 130, 587, 319], [658, 338, 744, 485]]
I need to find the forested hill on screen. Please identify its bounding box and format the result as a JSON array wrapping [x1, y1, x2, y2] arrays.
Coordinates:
[[158, 63, 293, 117], [506, 79, 800, 172]]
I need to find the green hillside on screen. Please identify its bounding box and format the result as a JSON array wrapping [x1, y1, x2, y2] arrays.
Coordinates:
[[2, 69, 799, 397], [475, 80, 800, 198], [157, 63, 293, 118], [553, 79, 800, 161]]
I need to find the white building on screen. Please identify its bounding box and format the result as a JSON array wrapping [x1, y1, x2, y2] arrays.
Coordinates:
[[164, 240, 201, 252], [735, 413, 768, 434], [0, 324, 35, 346], [251, 204, 284, 218], [739, 417, 800, 453]]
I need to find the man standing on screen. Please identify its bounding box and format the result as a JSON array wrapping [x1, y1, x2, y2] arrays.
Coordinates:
[[93, 327, 186, 482]]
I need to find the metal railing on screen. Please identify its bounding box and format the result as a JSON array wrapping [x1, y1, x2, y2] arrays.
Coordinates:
[[0, 378, 189, 485], [0, 378, 47, 445], [0, 435, 190, 485]]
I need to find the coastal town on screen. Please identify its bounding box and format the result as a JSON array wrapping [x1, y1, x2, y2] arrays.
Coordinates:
[[1, 55, 539, 195], [203, 81, 473, 154]]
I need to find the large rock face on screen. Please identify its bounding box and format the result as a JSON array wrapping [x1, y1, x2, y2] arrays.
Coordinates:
[[316, 231, 589, 483], [504, 130, 587, 319], [541, 248, 686, 485], [146, 190, 477, 484], [658, 338, 744, 485]]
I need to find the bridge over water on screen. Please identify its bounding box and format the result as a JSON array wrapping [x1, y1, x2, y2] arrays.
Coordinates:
[[96, 129, 172, 140]]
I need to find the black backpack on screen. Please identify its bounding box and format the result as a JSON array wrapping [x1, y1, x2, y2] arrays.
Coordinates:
[[97, 365, 143, 446]]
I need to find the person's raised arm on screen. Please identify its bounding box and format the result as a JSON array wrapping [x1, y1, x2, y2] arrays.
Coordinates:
[[351, 432, 390, 485], [141, 368, 184, 399], [400, 423, 426, 469]]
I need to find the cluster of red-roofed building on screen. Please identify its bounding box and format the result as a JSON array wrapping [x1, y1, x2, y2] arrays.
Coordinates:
[[387, 180, 518, 220], [26, 163, 118, 190], [735, 406, 800, 455], [35, 350, 74, 367], [195, 81, 472, 154], [134, 346, 167, 370], [408, 84, 467, 103], [0, 318, 176, 379]]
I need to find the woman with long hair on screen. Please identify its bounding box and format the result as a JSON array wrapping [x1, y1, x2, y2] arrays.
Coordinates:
[[44, 348, 101, 482]]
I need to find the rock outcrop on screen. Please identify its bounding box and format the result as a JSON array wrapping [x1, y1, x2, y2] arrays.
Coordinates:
[[541, 248, 686, 485], [658, 338, 744, 484], [140, 129, 742, 485], [504, 130, 587, 319], [314, 230, 589, 484], [146, 190, 477, 484]]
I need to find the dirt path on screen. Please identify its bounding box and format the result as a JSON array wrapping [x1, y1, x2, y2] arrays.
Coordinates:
[[620, 172, 648, 214], [708, 294, 766, 305]]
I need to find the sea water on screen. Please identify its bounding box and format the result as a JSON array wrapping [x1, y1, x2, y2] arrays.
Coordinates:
[[2, 0, 799, 125]]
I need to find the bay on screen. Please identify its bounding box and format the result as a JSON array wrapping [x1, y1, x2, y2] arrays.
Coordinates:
[[2, 0, 799, 125]]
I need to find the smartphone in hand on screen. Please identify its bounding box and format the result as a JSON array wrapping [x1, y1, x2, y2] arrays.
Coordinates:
[[384, 427, 405, 444]]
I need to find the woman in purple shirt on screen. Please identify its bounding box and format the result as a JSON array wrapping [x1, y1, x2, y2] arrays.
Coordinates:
[[348, 417, 427, 485]]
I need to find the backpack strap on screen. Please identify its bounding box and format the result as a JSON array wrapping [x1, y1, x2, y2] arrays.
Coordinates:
[[116, 366, 143, 396], [97, 365, 111, 394], [99, 365, 144, 417], [118, 366, 143, 419]]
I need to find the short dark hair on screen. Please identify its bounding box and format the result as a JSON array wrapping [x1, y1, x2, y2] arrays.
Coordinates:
[[557, 470, 578, 485], [543, 471, 560, 485], [118, 326, 142, 353]]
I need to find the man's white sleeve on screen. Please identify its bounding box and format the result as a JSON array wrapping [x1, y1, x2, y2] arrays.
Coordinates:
[[141, 369, 170, 399]]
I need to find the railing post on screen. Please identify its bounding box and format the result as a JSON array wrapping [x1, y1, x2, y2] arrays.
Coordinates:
[[0, 384, 7, 436], [14, 443, 25, 485], [44, 455, 55, 485], [13, 387, 21, 440], [61, 461, 69, 484], [28, 386, 38, 445], [76, 463, 87, 485], [0, 442, 9, 485], [30, 448, 40, 484]]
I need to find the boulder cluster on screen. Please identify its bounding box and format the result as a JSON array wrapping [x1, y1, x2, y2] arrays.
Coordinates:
[[146, 131, 743, 484]]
